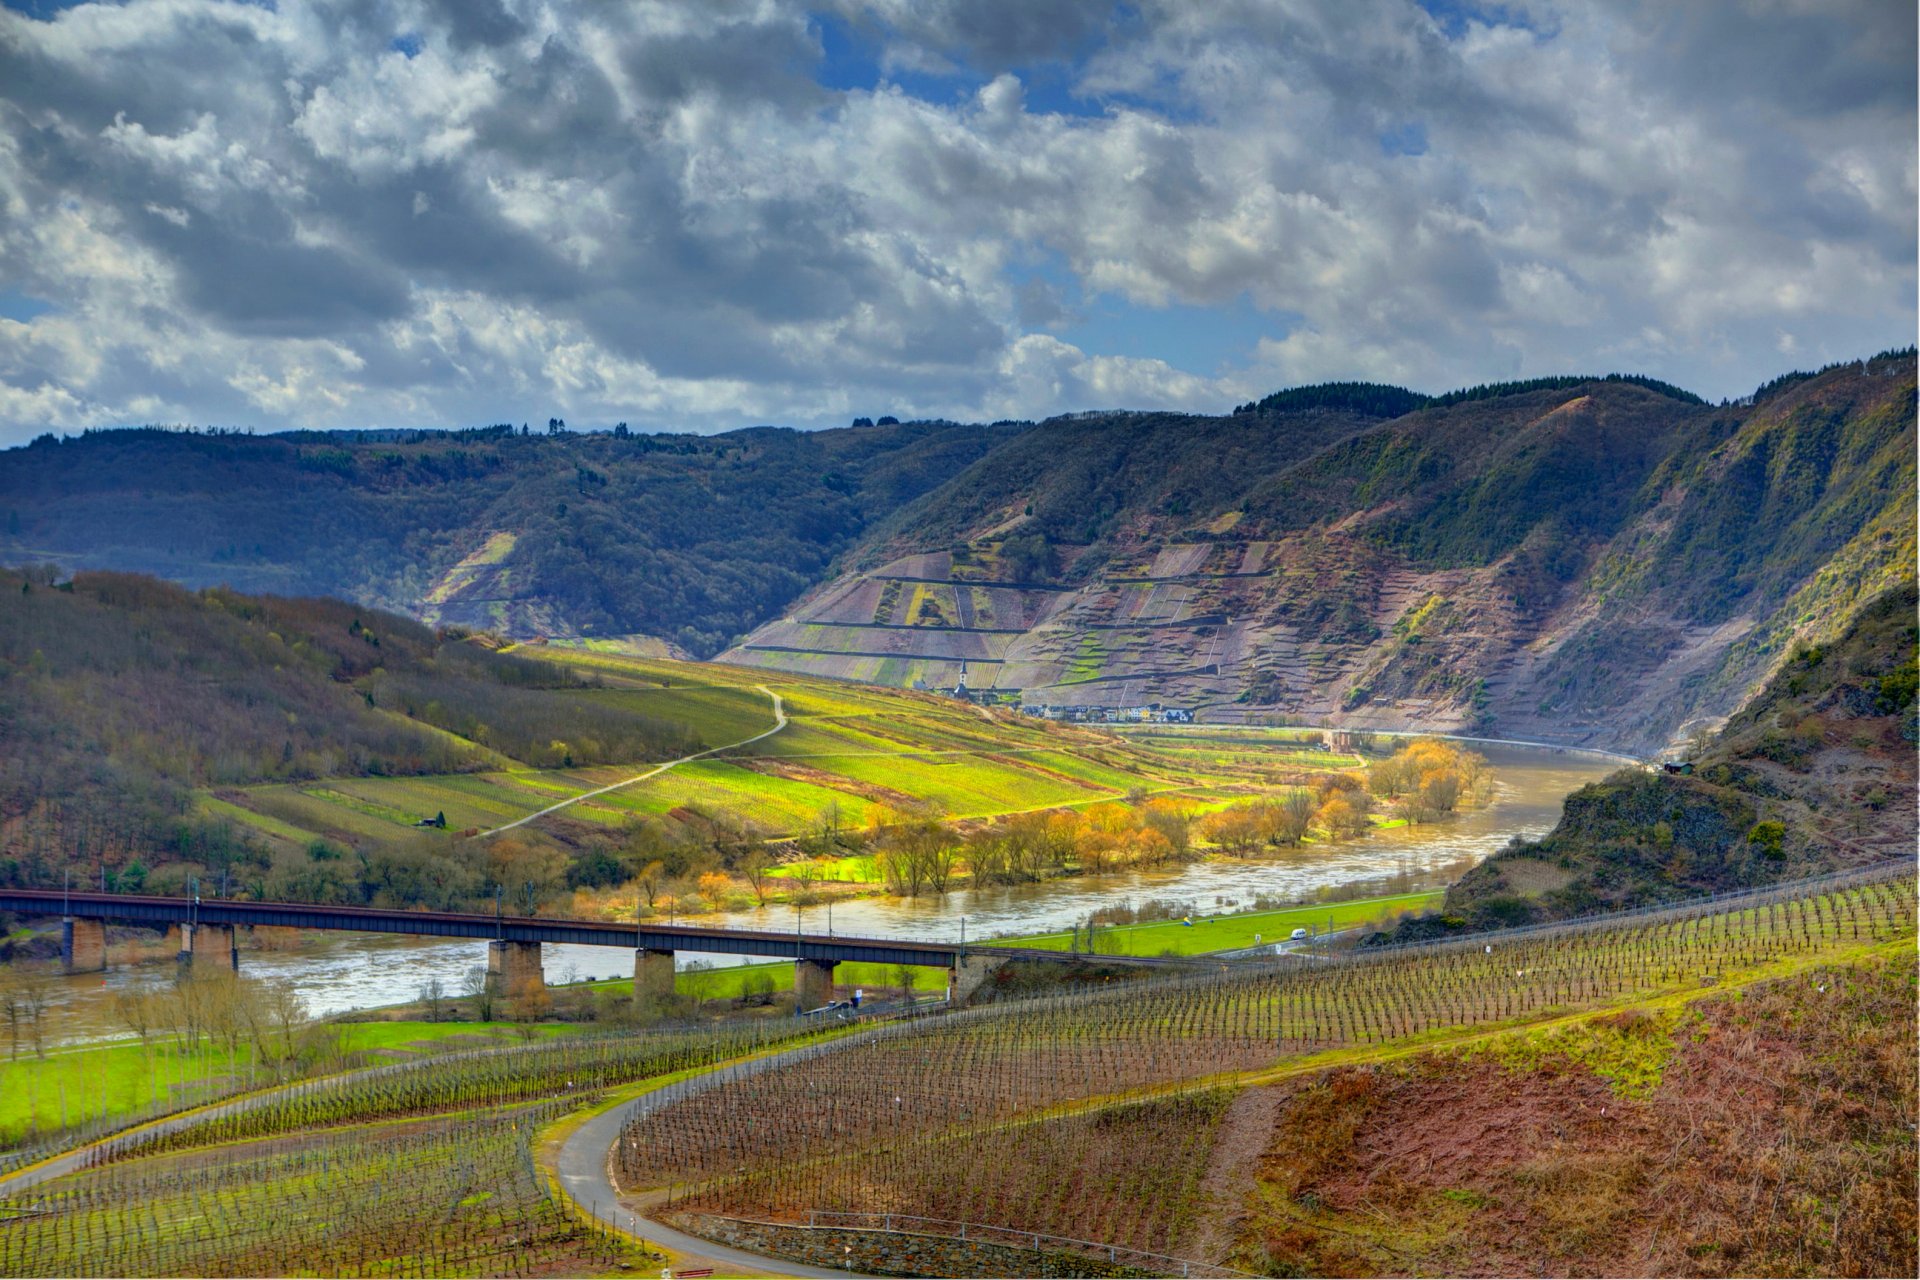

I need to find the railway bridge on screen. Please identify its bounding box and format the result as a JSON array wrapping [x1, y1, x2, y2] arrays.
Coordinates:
[[0, 889, 1184, 1013]]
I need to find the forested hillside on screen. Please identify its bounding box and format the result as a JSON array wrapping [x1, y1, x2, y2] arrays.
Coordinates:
[[0, 418, 1013, 657], [728, 350, 1916, 754], [0, 570, 707, 895]]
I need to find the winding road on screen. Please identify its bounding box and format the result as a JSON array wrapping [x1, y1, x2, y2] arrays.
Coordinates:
[[481, 685, 787, 836], [554, 1028, 894, 1278]]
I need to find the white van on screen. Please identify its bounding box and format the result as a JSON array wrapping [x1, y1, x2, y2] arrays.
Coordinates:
[[1289, 927, 1309, 940]]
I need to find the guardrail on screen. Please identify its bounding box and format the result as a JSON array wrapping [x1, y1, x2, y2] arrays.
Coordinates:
[[1327, 856, 1915, 965], [718, 1207, 1257, 1278]]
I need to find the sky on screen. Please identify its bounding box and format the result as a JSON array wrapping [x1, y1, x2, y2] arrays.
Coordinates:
[[0, 0, 1912, 442]]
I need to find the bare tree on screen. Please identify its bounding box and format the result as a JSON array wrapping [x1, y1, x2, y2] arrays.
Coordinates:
[[420, 977, 446, 1023], [462, 965, 495, 1022], [10, 965, 58, 1060], [111, 986, 156, 1047], [739, 847, 775, 905]]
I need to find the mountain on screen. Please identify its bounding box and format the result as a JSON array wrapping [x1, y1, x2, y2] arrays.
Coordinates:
[[1385, 580, 1916, 935], [0, 418, 1015, 657], [723, 350, 1916, 754], [2, 351, 1911, 756]]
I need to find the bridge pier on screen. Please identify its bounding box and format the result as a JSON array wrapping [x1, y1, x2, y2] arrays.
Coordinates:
[[794, 957, 837, 1010], [62, 917, 107, 974], [634, 948, 676, 1004], [178, 923, 238, 975], [487, 940, 550, 1018], [948, 953, 1007, 1006]]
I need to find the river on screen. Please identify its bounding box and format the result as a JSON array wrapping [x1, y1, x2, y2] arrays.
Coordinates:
[[31, 743, 1619, 1042]]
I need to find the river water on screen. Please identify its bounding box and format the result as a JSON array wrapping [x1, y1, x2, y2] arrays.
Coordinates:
[[34, 744, 1618, 1042]]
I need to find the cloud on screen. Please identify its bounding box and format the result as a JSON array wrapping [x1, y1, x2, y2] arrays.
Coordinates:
[[0, 0, 1910, 443]]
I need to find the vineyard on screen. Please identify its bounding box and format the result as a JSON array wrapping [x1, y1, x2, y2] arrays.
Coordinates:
[[0, 1018, 832, 1277], [616, 867, 1916, 1263], [0, 1102, 634, 1277], [0, 868, 1909, 1277]]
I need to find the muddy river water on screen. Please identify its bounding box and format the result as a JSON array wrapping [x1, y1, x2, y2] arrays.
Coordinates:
[[33, 744, 1621, 1042]]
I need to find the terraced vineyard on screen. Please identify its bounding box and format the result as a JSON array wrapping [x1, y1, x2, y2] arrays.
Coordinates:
[[617, 867, 1916, 1261]]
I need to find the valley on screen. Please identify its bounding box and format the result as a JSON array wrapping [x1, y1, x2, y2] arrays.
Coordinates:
[[0, 354, 1911, 1280]]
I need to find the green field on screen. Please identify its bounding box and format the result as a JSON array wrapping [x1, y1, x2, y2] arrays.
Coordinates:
[[0, 1021, 573, 1145], [991, 890, 1444, 957], [206, 652, 1327, 849]]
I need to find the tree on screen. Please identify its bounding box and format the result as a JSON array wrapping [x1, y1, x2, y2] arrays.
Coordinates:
[[111, 987, 156, 1046], [634, 859, 667, 910], [462, 965, 495, 1022], [420, 976, 447, 1022], [740, 847, 775, 905]]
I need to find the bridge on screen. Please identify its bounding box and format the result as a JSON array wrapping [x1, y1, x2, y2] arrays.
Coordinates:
[[0, 889, 1184, 1012]]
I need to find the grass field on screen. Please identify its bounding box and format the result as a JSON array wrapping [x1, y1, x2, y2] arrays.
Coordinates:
[[206, 651, 1350, 850], [0, 1021, 573, 1145], [992, 890, 1444, 956]]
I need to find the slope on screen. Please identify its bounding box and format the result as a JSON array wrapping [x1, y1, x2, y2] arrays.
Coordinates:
[[725, 350, 1915, 755], [1408, 580, 1917, 932], [0, 418, 1016, 657]]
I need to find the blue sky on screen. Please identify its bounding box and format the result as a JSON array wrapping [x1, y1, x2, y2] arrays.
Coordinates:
[[0, 1, 1911, 439]]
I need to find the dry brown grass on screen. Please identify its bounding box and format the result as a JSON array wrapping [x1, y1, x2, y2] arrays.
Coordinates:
[[1236, 951, 1917, 1278]]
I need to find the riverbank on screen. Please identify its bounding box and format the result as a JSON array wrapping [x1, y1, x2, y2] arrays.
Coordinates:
[[1, 879, 1442, 1139]]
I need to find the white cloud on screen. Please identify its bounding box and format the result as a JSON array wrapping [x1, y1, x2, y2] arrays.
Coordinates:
[[0, 0, 1910, 442]]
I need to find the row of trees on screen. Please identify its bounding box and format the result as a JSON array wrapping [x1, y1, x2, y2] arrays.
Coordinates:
[[1199, 739, 1491, 853], [558, 742, 1494, 909]]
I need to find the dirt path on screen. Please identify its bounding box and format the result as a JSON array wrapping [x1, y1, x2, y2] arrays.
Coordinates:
[[480, 685, 787, 835], [1179, 1086, 1286, 1264]]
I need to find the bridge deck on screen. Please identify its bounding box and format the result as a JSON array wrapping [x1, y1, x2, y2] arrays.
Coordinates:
[[0, 890, 1185, 969]]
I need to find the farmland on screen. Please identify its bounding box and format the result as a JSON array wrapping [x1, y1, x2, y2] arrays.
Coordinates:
[[0, 867, 1909, 1278], [617, 867, 1916, 1273], [0, 1021, 572, 1151], [203, 649, 1400, 880], [0, 1018, 835, 1277]]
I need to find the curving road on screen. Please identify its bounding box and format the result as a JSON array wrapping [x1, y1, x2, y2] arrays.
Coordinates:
[[554, 1028, 897, 1279], [482, 685, 787, 836]]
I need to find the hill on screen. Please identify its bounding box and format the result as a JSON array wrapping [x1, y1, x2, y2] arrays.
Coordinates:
[[0, 418, 1014, 657], [2, 570, 1389, 914], [1391, 581, 1916, 935], [624, 868, 1916, 1278], [724, 350, 1916, 754], [0, 568, 729, 897], [3, 351, 1912, 755]]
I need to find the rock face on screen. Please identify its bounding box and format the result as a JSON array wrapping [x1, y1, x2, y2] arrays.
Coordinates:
[[1430, 581, 1918, 928], [726, 354, 1916, 755]]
